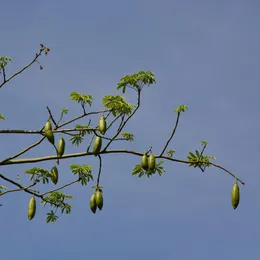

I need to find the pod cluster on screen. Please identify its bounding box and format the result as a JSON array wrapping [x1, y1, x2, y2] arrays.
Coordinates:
[[141, 153, 156, 171], [92, 116, 107, 156], [90, 190, 104, 214]]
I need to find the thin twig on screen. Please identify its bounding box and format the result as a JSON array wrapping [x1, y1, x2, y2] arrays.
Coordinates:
[[0, 181, 38, 196], [0, 136, 46, 165], [47, 106, 57, 127], [58, 109, 111, 129], [0, 173, 39, 196], [40, 179, 80, 196], [106, 114, 121, 132], [160, 112, 180, 156], [0, 46, 46, 89], [96, 154, 102, 187], [2, 67, 6, 82]]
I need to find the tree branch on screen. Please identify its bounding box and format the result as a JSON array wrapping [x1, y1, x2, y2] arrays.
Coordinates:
[[0, 149, 245, 185]]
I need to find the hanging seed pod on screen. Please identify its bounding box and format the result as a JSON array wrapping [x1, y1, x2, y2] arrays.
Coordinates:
[[90, 193, 97, 214], [141, 154, 148, 171], [95, 190, 103, 211], [231, 182, 240, 209], [148, 154, 156, 171], [93, 136, 102, 156], [51, 166, 59, 185], [44, 120, 55, 145], [57, 137, 65, 157], [28, 196, 36, 220], [98, 116, 107, 135]]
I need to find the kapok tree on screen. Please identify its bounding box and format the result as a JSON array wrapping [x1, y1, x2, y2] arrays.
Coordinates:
[[0, 44, 244, 223]]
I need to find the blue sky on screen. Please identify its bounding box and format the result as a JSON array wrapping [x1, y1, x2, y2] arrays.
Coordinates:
[[1, 0, 259, 259]]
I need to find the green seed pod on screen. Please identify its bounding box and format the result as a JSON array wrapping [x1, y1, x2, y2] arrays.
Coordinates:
[[44, 120, 52, 131], [98, 116, 107, 135], [148, 154, 156, 171], [44, 121, 55, 145], [28, 196, 36, 220], [51, 166, 59, 185], [141, 154, 148, 170], [95, 190, 103, 210], [93, 136, 102, 156], [231, 182, 240, 209], [90, 193, 97, 214], [57, 137, 65, 157]]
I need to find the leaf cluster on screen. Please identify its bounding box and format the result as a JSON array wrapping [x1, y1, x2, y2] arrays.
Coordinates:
[[69, 164, 93, 186], [187, 150, 216, 169], [70, 92, 93, 107], [102, 95, 136, 117], [42, 191, 73, 223], [0, 56, 13, 71], [25, 167, 52, 184], [69, 124, 93, 146], [117, 70, 156, 93]]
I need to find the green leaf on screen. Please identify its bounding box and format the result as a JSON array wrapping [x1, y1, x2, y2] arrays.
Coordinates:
[[174, 105, 188, 113], [195, 150, 200, 158], [0, 114, 6, 120], [46, 210, 59, 223], [132, 164, 142, 175], [121, 132, 134, 142], [61, 108, 68, 115], [201, 140, 208, 146], [0, 185, 7, 193], [61, 203, 72, 214], [69, 135, 84, 146], [166, 149, 176, 157], [75, 124, 94, 136], [188, 152, 196, 159], [0, 56, 13, 70]]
